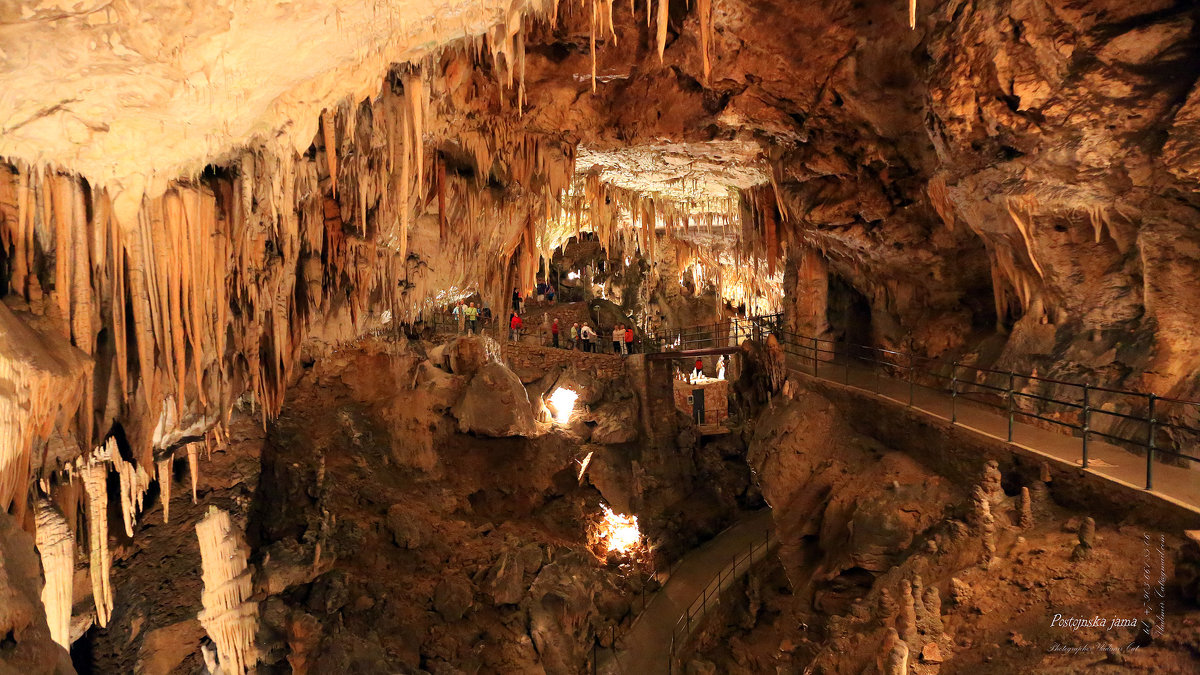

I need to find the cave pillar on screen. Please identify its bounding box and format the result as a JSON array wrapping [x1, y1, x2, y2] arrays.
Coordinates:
[[785, 246, 830, 337]]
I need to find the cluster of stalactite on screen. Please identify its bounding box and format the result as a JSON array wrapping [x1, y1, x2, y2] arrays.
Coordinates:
[[0, 1, 780, 652]]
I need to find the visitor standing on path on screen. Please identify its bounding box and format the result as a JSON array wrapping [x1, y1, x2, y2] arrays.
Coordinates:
[[612, 324, 622, 354], [465, 302, 479, 334], [546, 283, 556, 303], [570, 322, 579, 349], [512, 287, 521, 314], [454, 300, 465, 334], [581, 323, 594, 352], [509, 312, 523, 341], [624, 325, 634, 355], [692, 357, 704, 380], [552, 318, 560, 348]]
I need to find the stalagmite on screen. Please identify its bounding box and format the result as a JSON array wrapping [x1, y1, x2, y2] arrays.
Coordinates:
[[922, 587, 944, 637], [196, 506, 259, 674], [911, 573, 926, 622], [1071, 517, 1095, 561], [1018, 486, 1033, 529], [81, 456, 113, 627], [158, 456, 173, 523], [880, 627, 909, 675], [980, 498, 997, 564], [981, 460, 1003, 506], [898, 580, 918, 646], [878, 587, 898, 622], [35, 499, 74, 650]]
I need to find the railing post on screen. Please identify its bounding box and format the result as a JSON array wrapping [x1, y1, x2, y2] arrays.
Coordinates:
[[1007, 371, 1015, 442], [1081, 383, 1091, 469], [1146, 394, 1157, 490], [844, 344, 850, 385], [812, 336, 819, 376], [908, 353, 914, 407], [951, 361, 959, 424]]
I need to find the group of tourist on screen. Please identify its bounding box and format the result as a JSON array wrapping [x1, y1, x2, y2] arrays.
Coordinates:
[[451, 300, 490, 334]]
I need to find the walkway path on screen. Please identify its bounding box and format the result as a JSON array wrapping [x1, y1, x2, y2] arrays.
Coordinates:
[[598, 508, 776, 674], [787, 356, 1200, 513]]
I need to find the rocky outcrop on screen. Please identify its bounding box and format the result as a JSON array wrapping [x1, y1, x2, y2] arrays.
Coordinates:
[[452, 361, 538, 437], [747, 388, 956, 594]]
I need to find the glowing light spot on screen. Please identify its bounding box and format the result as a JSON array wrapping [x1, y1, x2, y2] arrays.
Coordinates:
[[593, 504, 642, 557], [567, 270, 580, 280], [547, 387, 578, 424]]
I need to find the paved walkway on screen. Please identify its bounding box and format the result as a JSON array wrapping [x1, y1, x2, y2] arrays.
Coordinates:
[[598, 508, 776, 674], [787, 355, 1200, 513]]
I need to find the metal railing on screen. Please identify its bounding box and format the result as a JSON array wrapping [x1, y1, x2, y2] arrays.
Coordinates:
[[666, 527, 775, 674], [643, 313, 784, 354], [766, 326, 1200, 492]]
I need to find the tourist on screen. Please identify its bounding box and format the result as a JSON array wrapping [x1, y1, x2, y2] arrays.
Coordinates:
[[570, 322, 579, 349], [465, 302, 479, 334], [453, 300, 465, 334], [512, 287, 521, 314], [509, 312, 523, 341], [481, 304, 492, 328], [717, 355, 726, 380], [552, 318, 560, 348], [546, 283, 556, 303], [624, 325, 634, 355], [581, 323, 594, 352], [692, 357, 704, 380], [612, 324, 622, 354]]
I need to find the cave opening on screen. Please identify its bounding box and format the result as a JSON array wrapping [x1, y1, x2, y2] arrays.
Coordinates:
[[826, 274, 873, 348]]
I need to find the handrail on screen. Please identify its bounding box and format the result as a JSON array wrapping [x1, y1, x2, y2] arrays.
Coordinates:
[[665, 527, 775, 674], [760, 322, 1200, 487], [642, 313, 1199, 489]]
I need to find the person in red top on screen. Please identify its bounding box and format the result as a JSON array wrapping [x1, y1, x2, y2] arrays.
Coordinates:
[[692, 357, 704, 379], [509, 313, 523, 341], [624, 326, 634, 354], [551, 318, 560, 348]]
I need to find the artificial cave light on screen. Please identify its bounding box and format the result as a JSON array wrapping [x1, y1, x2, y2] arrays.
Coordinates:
[[568, 271, 580, 280], [595, 504, 642, 556], [548, 387, 579, 424]]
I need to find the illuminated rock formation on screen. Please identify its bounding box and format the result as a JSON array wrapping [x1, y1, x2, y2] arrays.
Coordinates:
[[33, 499, 73, 650], [196, 505, 259, 674]]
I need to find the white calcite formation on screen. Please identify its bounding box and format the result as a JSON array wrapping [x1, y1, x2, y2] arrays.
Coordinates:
[[196, 505, 259, 674], [33, 499, 73, 650]]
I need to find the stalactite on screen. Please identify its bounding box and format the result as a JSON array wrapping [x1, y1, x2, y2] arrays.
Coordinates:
[[81, 447, 113, 627], [697, 0, 713, 84], [196, 506, 259, 674], [909, 0, 917, 30], [35, 498, 74, 650], [322, 111, 338, 197], [158, 455, 173, 524], [188, 442, 200, 503], [656, 0, 669, 62]]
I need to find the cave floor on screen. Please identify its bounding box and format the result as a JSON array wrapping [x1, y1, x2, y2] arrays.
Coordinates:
[[599, 508, 775, 675], [787, 357, 1200, 513]]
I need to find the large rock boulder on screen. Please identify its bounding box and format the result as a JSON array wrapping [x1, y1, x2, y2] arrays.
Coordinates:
[[524, 558, 597, 674], [447, 335, 500, 378], [587, 399, 639, 445], [451, 361, 537, 437]]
